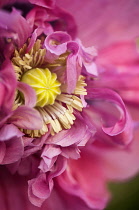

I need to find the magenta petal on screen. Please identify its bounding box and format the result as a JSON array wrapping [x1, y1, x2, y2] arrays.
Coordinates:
[[57, 0, 139, 48], [0, 167, 40, 210], [0, 137, 24, 164], [17, 82, 36, 107], [0, 8, 31, 47], [29, 0, 56, 8], [86, 87, 130, 137], [9, 106, 43, 130], [0, 60, 17, 110]]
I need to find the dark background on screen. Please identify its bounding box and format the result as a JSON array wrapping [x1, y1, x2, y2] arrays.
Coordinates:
[[106, 175, 139, 210]]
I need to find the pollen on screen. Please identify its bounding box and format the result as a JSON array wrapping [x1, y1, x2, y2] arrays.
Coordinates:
[[21, 68, 61, 107]]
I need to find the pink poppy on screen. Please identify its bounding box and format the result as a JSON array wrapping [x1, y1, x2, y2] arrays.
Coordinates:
[[0, 0, 139, 210]]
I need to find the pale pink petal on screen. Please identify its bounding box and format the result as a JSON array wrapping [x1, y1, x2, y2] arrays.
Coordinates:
[[44, 31, 71, 55], [66, 41, 79, 93], [0, 60, 16, 110]]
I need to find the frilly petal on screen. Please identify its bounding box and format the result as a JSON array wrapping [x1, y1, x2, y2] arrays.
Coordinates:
[[44, 31, 71, 55], [47, 118, 92, 147]]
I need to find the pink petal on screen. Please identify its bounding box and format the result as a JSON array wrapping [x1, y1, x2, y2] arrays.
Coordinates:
[[86, 87, 131, 138], [0, 8, 31, 47], [57, 153, 110, 210], [66, 41, 79, 93], [47, 118, 92, 147], [17, 82, 36, 108], [0, 124, 23, 141], [9, 106, 43, 130], [57, 0, 139, 48], [0, 167, 39, 210], [28, 173, 53, 207], [0, 60, 17, 110], [44, 31, 71, 55], [0, 137, 24, 164], [29, 0, 56, 8]]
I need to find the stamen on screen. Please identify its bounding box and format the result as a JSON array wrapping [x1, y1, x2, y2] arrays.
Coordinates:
[[12, 39, 87, 138]]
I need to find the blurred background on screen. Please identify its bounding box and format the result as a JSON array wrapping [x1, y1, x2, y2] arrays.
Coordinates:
[[106, 175, 139, 210]]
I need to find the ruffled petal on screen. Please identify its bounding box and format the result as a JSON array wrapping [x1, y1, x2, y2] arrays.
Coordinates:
[[28, 173, 54, 207], [44, 31, 71, 55], [26, 6, 77, 39], [47, 118, 92, 147]]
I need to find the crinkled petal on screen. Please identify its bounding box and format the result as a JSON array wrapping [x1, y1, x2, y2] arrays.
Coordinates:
[[47, 118, 92, 147], [44, 31, 71, 55]]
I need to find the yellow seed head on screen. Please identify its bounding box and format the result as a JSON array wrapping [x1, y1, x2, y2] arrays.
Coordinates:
[[21, 68, 61, 107]]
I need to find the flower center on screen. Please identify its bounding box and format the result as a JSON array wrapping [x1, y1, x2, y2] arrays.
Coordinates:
[[12, 39, 87, 137], [21, 68, 61, 107]]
